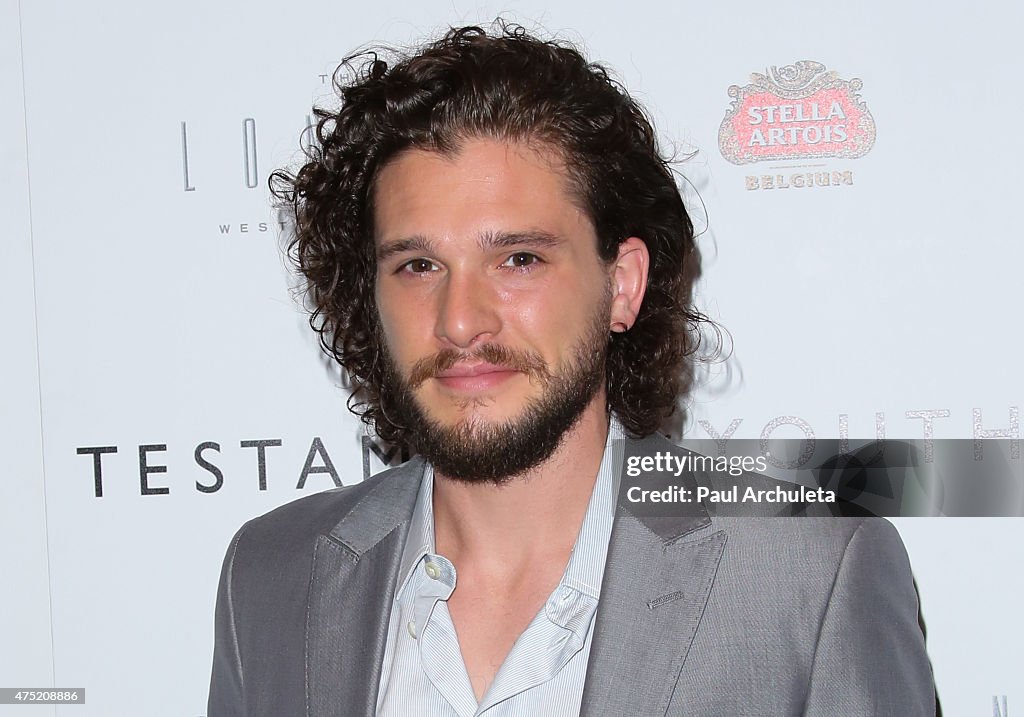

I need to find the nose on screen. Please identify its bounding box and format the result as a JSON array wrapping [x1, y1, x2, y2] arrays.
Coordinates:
[[434, 268, 501, 349]]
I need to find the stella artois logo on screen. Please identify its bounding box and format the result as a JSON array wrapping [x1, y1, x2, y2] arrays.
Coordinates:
[[719, 61, 876, 165]]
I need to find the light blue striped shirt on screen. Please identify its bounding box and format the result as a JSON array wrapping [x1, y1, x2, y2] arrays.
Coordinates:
[[375, 419, 624, 716]]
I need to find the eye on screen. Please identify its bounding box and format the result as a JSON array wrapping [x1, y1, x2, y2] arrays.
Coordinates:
[[398, 258, 439, 274], [502, 252, 541, 269]]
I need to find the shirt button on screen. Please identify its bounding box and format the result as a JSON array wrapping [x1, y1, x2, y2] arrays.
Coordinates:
[[407, 620, 417, 639], [424, 561, 441, 579]]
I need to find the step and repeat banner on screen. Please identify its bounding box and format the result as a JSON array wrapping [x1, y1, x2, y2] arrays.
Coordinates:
[[3, 0, 1021, 715]]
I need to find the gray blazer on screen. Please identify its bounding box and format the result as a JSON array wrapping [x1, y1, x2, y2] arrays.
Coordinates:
[[208, 433, 936, 716]]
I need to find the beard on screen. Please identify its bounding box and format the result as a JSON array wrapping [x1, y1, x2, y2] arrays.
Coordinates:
[[379, 298, 611, 484]]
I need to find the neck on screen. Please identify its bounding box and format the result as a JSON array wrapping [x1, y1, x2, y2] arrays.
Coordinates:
[[432, 396, 611, 577]]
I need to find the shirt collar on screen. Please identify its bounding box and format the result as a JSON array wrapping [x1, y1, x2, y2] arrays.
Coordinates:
[[394, 462, 436, 596], [559, 415, 623, 599], [395, 415, 626, 601]]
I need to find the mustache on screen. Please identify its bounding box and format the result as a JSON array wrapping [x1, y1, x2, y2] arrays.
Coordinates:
[[407, 344, 551, 388]]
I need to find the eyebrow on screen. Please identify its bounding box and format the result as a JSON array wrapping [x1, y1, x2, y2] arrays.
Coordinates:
[[480, 229, 563, 251], [376, 235, 432, 262], [376, 230, 564, 261]]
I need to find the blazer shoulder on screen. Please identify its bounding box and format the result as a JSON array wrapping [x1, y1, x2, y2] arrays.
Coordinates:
[[231, 456, 425, 559]]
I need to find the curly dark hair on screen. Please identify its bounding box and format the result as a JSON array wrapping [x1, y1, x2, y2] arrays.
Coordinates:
[[271, 22, 713, 443]]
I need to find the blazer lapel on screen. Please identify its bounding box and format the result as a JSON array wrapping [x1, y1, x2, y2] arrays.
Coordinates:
[[581, 435, 727, 717], [305, 459, 425, 717]]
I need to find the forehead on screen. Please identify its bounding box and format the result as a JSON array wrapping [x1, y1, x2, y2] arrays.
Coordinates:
[[371, 138, 594, 246]]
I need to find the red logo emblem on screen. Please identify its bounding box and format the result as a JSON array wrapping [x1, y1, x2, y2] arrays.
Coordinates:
[[719, 61, 876, 165]]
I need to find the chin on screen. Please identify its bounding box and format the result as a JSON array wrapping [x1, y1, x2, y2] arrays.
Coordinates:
[[427, 405, 529, 436], [422, 387, 538, 425]]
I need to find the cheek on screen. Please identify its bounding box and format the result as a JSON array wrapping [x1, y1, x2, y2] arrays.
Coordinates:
[[497, 281, 549, 331], [501, 278, 605, 356], [375, 285, 421, 363]]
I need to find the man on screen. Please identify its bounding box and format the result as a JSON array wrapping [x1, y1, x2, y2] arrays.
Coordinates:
[[208, 23, 936, 716]]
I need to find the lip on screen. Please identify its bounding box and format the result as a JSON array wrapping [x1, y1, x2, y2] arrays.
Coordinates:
[[434, 362, 519, 391], [435, 362, 512, 378]]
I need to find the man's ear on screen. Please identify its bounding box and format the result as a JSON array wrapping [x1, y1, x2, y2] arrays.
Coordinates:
[[609, 237, 649, 333]]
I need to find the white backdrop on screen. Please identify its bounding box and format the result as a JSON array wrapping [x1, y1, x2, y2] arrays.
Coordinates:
[[3, 1, 1021, 715]]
